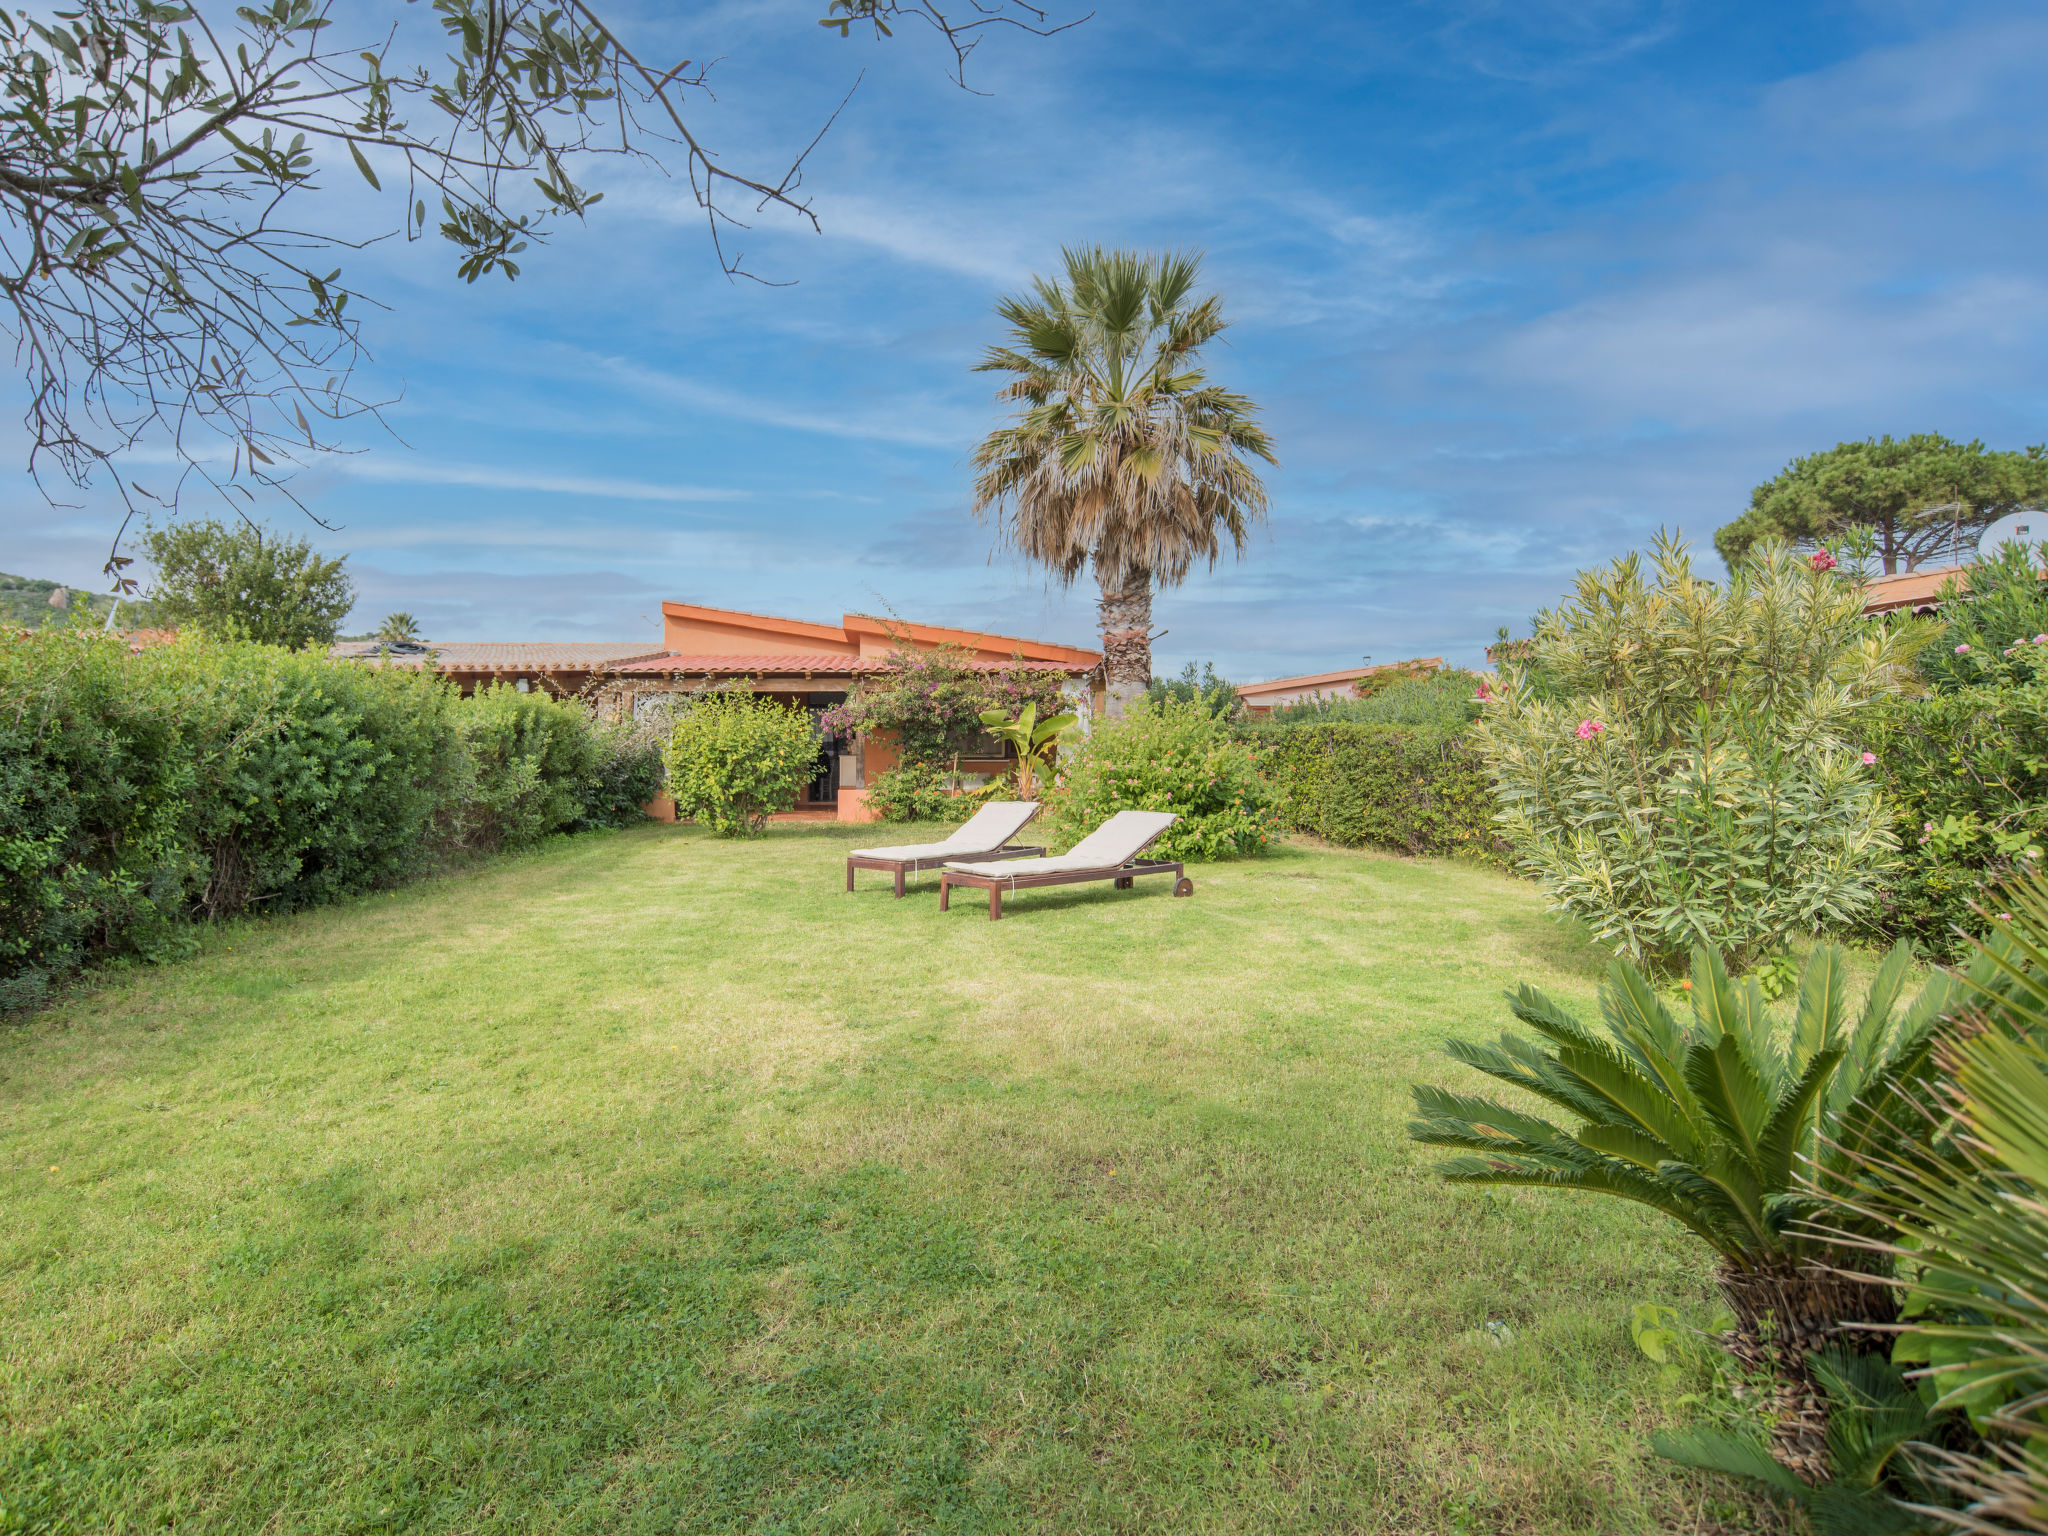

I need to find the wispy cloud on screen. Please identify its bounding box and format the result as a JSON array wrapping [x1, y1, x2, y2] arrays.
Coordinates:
[[338, 454, 750, 503]]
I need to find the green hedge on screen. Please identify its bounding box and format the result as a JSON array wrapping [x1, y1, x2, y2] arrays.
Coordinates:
[[1255, 721, 1508, 862], [1, 627, 660, 1012]]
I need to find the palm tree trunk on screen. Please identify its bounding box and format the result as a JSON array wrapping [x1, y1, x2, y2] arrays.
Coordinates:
[[1717, 1258, 1898, 1482], [1096, 567, 1153, 718]]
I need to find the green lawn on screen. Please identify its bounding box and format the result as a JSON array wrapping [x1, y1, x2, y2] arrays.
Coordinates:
[[2, 825, 1746, 1534]]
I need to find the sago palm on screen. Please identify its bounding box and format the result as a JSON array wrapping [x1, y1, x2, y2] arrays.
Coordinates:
[[1410, 941, 1960, 1477], [971, 247, 1276, 714]]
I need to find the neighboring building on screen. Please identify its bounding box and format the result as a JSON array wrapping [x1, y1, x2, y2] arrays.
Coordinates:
[[1236, 657, 1445, 714], [337, 602, 1103, 824], [606, 603, 1101, 823], [1860, 564, 1964, 618]]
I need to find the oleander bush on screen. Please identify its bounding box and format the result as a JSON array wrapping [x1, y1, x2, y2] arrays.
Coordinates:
[[1256, 720, 1506, 862], [661, 686, 819, 837], [1, 626, 652, 1013], [1477, 535, 1924, 970], [1043, 697, 1279, 861]]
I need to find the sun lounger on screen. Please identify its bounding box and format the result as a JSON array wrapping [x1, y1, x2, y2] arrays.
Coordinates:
[[845, 800, 1046, 896], [938, 809, 1192, 920]]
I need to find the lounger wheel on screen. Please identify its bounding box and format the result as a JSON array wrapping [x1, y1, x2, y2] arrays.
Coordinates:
[[1114, 875, 1134, 890], [1174, 876, 1194, 897]]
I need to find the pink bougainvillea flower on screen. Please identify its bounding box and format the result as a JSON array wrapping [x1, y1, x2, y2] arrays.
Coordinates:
[[1575, 719, 1606, 740], [1861, 752, 1877, 765], [1956, 644, 1972, 654]]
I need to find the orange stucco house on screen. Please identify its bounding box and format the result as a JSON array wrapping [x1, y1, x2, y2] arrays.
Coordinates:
[[598, 602, 1102, 823]]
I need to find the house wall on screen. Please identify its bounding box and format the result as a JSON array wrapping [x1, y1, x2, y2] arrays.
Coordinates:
[[661, 609, 858, 656]]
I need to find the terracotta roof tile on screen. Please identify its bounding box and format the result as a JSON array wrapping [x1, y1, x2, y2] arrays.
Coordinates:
[[610, 652, 1091, 676]]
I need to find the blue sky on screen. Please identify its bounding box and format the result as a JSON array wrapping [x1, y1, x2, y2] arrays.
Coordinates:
[[5, 0, 2046, 677]]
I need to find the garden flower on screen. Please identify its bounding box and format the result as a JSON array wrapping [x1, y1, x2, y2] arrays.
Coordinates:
[[1809, 549, 1837, 572], [1861, 752, 1876, 765], [1999, 913, 2014, 922], [1956, 644, 1971, 653], [1575, 719, 1605, 740], [2036, 634, 2048, 644], [1473, 678, 1495, 703]]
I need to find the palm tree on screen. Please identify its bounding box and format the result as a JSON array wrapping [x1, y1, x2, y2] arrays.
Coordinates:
[[374, 611, 422, 646], [1411, 941, 1963, 1479], [971, 247, 1276, 715]]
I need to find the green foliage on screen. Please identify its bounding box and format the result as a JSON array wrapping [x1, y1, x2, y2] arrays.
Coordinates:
[[1254, 722, 1506, 862], [864, 759, 991, 824], [975, 699, 1077, 798], [1652, 1348, 1946, 1535], [374, 612, 424, 646], [1478, 535, 1923, 969], [1409, 941, 1957, 1281], [1838, 878, 2048, 1525], [455, 684, 606, 851], [1144, 661, 1243, 719], [140, 518, 355, 650], [0, 571, 154, 629], [1042, 698, 1279, 861], [828, 644, 1071, 768], [1259, 668, 1481, 728], [1864, 680, 2048, 959], [577, 719, 668, 833], [1918, 541, 2048, 692], [1715, 433, 2048, 575], [662, 688, 818, 837], [0, 629, 644, 1011], [0, 627, 463, 1011]]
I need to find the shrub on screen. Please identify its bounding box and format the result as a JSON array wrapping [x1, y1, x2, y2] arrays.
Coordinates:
[[1259, 665, 1475, 726], [576, 717, 666, 831], [0, 628, 466, 1009], [1865, 681, 2048, 958], [1411, 940, 1963, 1477], [1916, 540, 2048, 692], [1042, 698, 1279, 861], [865, 759, 994, 823], [1257, 721, 1506, 861], [825, 642, 1072, 767], [1477, 535, 1923, 970], [454, 684, 604, 851], [662, 687, 818, 836], [1143, 661, 1242, 719]]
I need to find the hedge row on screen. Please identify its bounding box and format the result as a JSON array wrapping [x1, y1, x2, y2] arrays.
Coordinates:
[[1, 627, 663, 1012], [1255, 721, 1509, 863]]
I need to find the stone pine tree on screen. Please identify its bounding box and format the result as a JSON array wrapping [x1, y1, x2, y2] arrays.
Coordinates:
[[1715, 433, 2048, 575], [971, 247, 1276, 715]]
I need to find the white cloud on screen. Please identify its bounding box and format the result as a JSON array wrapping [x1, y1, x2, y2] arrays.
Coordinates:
[[339, 454, 750, 503]]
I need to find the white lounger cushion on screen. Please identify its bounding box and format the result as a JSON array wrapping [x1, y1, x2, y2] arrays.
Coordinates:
[[848, 800, 1039, 862], [943, 809, 1178, 878]]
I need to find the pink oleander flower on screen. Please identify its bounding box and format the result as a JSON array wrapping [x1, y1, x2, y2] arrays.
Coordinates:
[[1473, 679, 1495, 703], [1810, 549, 1838, 572], [1575, 719, 1605, 740], [1956, 643, 1972, 654], [1861, 752, 1876, 765]]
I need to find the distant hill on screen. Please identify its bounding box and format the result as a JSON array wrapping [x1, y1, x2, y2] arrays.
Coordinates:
[[1, 572, 157, 629]]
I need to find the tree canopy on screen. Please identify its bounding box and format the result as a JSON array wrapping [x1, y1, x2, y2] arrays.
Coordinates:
[[141, 517, 354, 649], [0, 0, 1079, 586], [1715, 434, 2048, 575]]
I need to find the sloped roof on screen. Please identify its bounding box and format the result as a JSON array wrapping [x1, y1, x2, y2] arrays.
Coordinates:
[[610, 652, 1089, 677], [1238, 657, 1445, 701], [1861, 565, 1966, 615], [332, 641, 666, 671]]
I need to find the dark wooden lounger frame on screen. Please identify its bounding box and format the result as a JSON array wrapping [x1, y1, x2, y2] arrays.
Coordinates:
[[938, 855, 1194, 921], [846, 843, 1048, 898]]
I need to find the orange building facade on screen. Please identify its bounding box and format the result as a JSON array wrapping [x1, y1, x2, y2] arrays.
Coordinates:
[[599, 602, 1102, 824]]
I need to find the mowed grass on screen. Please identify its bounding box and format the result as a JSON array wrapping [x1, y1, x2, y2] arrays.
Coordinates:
[[2, 824, 1743, 1534]]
